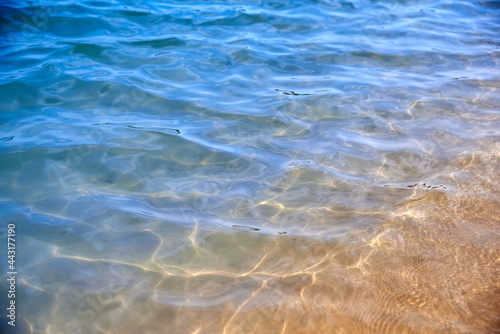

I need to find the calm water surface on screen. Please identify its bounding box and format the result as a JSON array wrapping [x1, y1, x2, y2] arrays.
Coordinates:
[[1, 0, 500, 333]]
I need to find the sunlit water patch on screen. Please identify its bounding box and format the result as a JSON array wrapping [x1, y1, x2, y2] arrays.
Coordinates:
[[1, 0, 500, 333]]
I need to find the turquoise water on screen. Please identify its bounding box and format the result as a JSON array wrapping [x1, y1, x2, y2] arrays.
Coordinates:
[[1, 0, 500, 333]]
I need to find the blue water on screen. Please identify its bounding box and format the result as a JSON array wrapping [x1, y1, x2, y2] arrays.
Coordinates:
[[1, 1, 500, 333]]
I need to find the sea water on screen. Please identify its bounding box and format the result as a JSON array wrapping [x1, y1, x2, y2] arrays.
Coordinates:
[[1, 0, 499, 333]]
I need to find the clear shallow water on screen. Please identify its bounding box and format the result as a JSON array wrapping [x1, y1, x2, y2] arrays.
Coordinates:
[[1, 0, 500, 333]]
